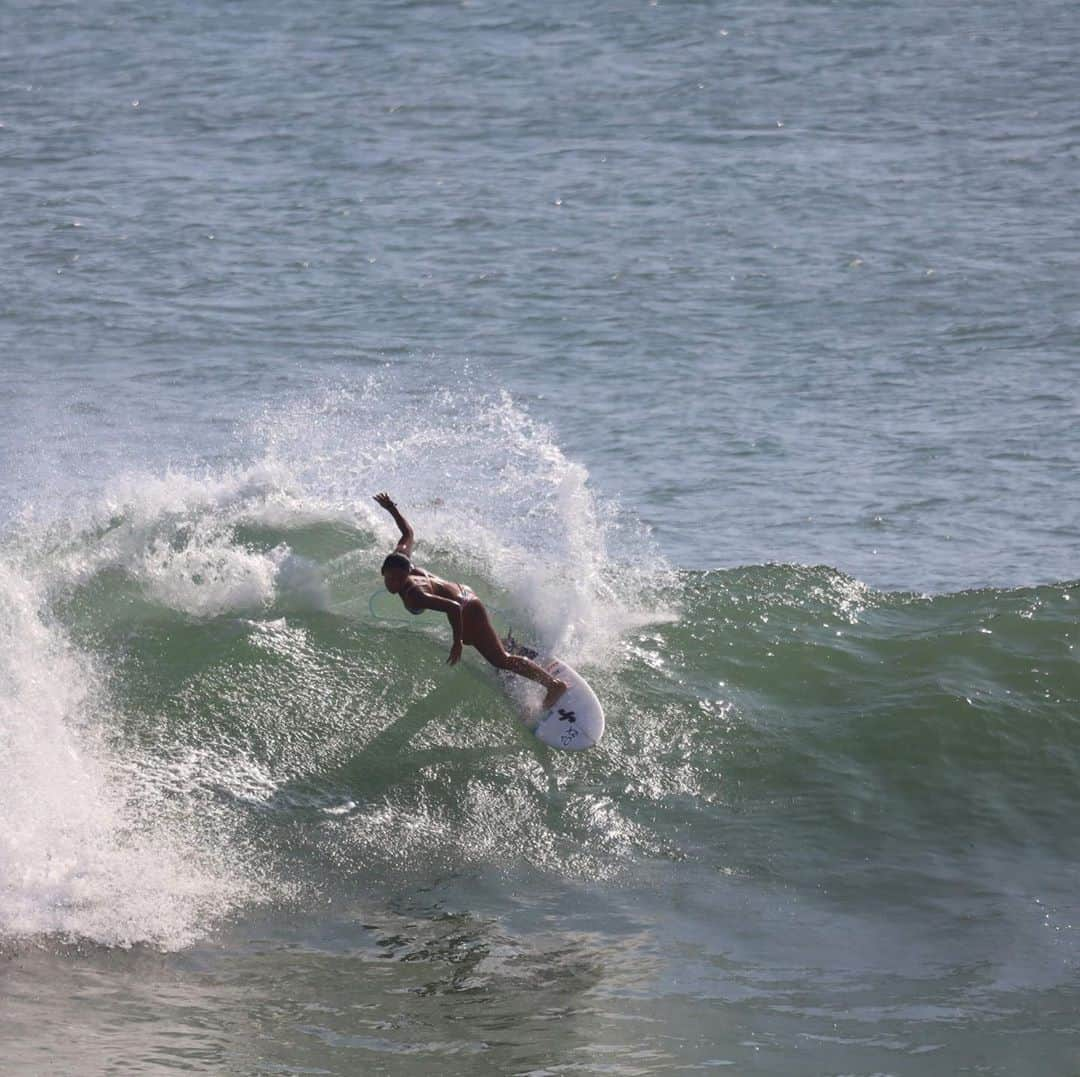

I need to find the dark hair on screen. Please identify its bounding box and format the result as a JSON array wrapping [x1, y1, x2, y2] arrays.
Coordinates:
[[381, 552, 412, 574]]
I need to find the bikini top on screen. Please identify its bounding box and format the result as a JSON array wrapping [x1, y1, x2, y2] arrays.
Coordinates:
[[402, 569, 430, 615], [402, 569, 473, 615]]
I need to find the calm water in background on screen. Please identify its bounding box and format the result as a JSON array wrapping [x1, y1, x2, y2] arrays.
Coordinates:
[[2, 2, 1079, 1074]]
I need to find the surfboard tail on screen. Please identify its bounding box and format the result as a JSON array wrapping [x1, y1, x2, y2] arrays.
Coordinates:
[[503, 632, 540, 660]]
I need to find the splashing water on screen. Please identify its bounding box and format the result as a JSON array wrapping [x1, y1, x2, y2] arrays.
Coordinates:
[[0, 560, 259, 950], [0, 377, 673, 948], [255, 372, 673, 661]]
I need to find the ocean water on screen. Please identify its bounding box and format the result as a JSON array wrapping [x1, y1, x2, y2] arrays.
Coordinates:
[[2, 1, 1079, 1074]]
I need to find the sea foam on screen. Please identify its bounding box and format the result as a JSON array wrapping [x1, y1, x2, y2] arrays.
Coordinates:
[[0, 559, 256, 949]]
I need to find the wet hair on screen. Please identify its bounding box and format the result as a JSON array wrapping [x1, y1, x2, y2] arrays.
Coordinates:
[[381, 552, 412, 574]]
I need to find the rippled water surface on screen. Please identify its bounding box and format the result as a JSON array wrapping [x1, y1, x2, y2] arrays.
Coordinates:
[[2, 1, 1078, 1074]]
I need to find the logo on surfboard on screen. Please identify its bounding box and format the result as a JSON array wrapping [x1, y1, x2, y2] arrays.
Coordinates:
[[557, 708, 579, 745]]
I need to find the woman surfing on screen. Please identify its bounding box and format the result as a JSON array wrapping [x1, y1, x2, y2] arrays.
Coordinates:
[[374, 492, 568, 709]]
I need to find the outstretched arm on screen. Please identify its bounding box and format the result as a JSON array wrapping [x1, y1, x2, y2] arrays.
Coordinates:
[[373, 492, 414, 557]]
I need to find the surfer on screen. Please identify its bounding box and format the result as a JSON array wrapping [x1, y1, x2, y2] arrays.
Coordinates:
[[374, 492, 569, 710]]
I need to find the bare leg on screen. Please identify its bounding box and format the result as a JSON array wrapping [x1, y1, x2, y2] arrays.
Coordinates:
[[462, 601, 568, 709]]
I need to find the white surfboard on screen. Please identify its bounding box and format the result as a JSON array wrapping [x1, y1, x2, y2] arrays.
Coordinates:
[[529, 656, 605, 751], [503, 639, 604, 750]]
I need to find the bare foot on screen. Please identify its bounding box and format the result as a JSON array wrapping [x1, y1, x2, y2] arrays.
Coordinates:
[[542, 679, 569, 711]]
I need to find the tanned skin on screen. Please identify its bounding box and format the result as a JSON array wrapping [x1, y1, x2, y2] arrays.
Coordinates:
[[374, 492, 568, 709]]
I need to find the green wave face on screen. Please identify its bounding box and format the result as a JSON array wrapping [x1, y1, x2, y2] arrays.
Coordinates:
[[36, 493, 1080, 914]]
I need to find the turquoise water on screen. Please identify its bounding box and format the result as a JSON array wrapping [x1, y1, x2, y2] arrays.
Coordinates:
[[2, 2, 1079, 1074]]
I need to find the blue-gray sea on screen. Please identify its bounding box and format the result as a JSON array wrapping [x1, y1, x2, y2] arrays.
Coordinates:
[[2, 2, 1079, 1074]]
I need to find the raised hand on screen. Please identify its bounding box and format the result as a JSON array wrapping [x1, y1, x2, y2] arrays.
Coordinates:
[[374, 492, 415, 554]]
